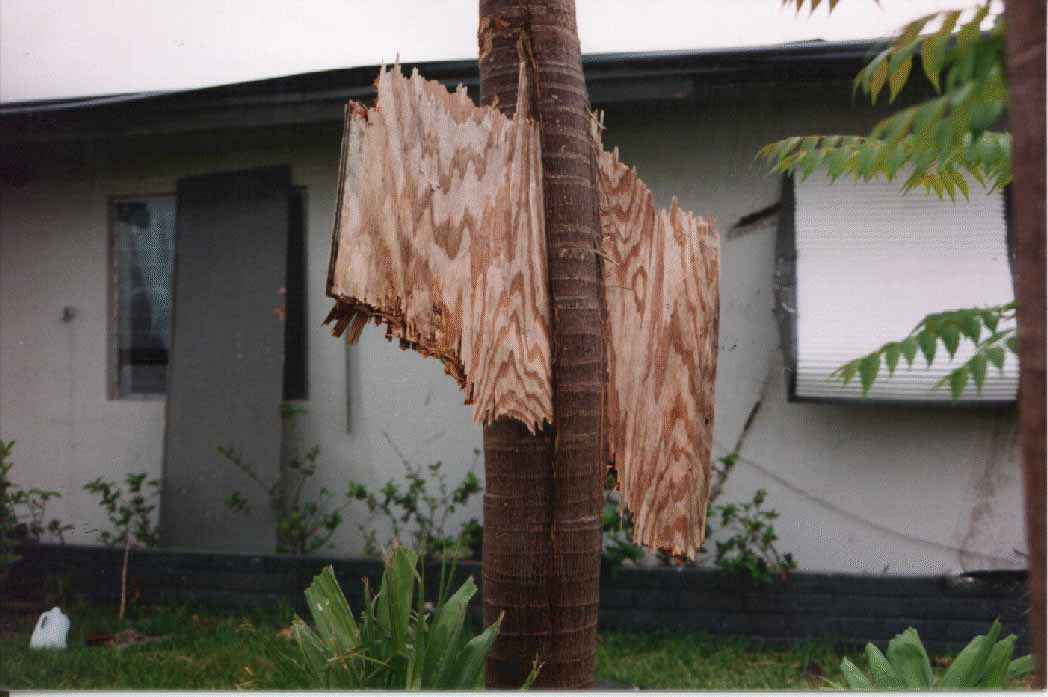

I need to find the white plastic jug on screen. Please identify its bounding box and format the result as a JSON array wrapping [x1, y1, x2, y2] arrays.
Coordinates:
[[29, 606, 70, 650]]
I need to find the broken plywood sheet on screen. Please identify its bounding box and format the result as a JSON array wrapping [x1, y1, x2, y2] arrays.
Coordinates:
[[597, 140, 720, 560], [325, 68, 720, 559], [326, 64, 552, 432]]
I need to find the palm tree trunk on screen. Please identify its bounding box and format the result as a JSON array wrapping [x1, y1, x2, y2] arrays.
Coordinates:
[[1003, 0, 1046, 687], [477, 0, 605, 688]]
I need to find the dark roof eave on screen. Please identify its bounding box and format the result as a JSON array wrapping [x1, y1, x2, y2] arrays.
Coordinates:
[[0, 39, 881, 143]]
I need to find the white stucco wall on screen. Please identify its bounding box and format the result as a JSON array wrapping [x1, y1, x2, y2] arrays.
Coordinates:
[[0, 126, 485, 554], [0, 82, 1026, 573], [601, 86, 1024, 575]]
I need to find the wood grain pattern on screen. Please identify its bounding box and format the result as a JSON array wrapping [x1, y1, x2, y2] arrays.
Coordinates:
[[325, 64, 553, 432], [596, 133, 720, 560], [325, 67, 720, 560]]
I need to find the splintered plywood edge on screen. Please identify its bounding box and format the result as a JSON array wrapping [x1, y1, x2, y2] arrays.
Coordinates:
[[598, 138, 720, 560], [325, 66, 720, 559], [325, 64, 553, 432]]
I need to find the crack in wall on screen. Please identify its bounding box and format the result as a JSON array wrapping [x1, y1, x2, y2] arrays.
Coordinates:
[[959, 408, 1022, 572]]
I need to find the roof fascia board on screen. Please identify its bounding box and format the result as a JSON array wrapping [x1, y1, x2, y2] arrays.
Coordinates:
[[0, 41, 877, 144]]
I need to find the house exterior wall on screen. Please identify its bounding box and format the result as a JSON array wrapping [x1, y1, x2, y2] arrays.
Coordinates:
[[0, 82, 1025, 573]]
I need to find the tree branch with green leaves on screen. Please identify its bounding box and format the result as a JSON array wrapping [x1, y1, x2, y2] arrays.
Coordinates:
[[760, 1, 1017, 399], [760, 3, 1009, 198], [834, 302, 1017, 398]]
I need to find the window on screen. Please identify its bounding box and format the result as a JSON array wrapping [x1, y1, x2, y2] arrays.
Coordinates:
[[110, 190, 307, 400], [112, 196, 176, 397], [776, 174, 1017, 403]]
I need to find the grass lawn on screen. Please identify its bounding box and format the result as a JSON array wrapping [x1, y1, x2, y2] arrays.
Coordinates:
[[2, 602, 853, 690], [0, 603, 1030, 690], [1, 603, 307, 690], [596, 631, 859, 690]]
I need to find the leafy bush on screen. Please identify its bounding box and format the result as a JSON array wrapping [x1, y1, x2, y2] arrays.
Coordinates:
[[601, 478, 644, 569], [83, 472, 161, 549], [837, 621, 1032, 690], [18, 488, 72, 545], [601, 454, 797, 584], [1, 440, 20, 580], [289, 545, 531, 689], [347, 434, 482, 559], [219, 405, 348, 555], [83, 471, 160, 620], [711, 488, 796, 585], [1, 440, 71, 581], [457, 517, 483, 562]]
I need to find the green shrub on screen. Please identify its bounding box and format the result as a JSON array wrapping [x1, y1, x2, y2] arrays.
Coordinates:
[[83, 472, 161, 549], [838, 621, 1032, 690], [346, 434, 482, 559], [1, 440, 70, 582], [219, 404, 348, 555], [601, 455, 797, 585], [0, 440, 19, 580], [711, 487, 796, 585], [601, 480, 644, 570], [289, 545, 533, 689], [457, 517, 483, 561], [83, 472, 161, 620], [219, 443, 345, 556]]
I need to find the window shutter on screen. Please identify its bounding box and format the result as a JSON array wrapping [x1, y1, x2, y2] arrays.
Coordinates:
[[786, 175, 1017, 403], [161, 166, 290, 552]]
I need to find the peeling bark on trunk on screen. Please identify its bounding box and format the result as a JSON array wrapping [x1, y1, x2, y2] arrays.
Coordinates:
[[1003, 0, 1046, 687], [477, 0, 605, 687]]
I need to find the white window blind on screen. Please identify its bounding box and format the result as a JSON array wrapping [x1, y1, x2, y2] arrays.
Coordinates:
[[791, 176, 1017, 402]]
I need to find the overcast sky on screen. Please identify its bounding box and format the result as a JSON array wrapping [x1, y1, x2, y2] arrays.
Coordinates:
[[0, 0, 988, 104]]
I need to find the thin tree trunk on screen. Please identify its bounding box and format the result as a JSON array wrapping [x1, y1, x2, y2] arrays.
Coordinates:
[[1003, 0, 1046, 687], [478, 0, 605, 688], [118, 534, 131, 622]]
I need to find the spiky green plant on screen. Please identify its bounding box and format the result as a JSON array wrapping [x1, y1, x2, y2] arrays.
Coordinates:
[[837, 621, 1032, 690], [289, 545, 537, 689]]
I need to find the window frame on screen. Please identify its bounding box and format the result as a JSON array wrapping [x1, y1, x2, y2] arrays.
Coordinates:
[[107, 187, 309, 401], [775, 174, 1018, 407], [107, 192, 177, 401]]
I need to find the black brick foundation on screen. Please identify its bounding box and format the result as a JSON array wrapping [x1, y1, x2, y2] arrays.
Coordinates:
[[6, 544, 1028, 653]]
